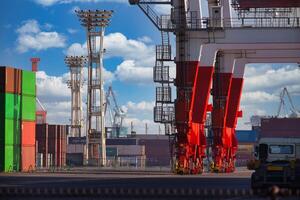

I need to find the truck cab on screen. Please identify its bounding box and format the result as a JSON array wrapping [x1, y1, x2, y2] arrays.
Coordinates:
[[251, 138, 300, 189]]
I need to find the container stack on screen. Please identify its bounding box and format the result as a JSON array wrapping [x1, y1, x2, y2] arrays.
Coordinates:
[[35, 124, 67, 168], [0, 67, 22, 172], [20, 70, 36, 172]]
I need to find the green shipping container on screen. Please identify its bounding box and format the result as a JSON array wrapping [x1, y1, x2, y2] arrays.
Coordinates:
[[0, 119, 20, 146], [22, 70, 36, 96], [21, 95, 36, 121], [0, 93, 21, 119], [0, 145, 20, 172]]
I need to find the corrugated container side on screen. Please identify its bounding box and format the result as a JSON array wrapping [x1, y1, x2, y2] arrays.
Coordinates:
[[21, 70, 36, 96], [0, 145, 20, 172], [48, 125, 57, 166], [21, 121, 36, 146], [56, 125, 62, 167], [67, 144, 85, 154], [21, 95, 36, 121], [138, 139, 170, 166], [261, 118, 300, 138], [21, 145, 35, 172], [36, 124, 48, 167], [0, 67, 21, 94], [62, 125, 67, 166], [0, 93, 21, 119]]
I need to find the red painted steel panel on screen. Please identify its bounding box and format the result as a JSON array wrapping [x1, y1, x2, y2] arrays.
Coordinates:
[[0, 67, 21, 94], [21, 145, 35, 172], [21, 121, 36, 146], [226, 78, 244, 128], [190, 66, 214, 123], [36, 124, 48, 167]]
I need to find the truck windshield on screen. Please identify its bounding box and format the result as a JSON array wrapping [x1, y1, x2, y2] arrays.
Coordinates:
[[269, 145, 294, 154]]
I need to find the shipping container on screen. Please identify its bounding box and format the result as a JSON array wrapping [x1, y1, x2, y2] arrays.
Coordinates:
[[0, 93, 21, 120], [0, 67, 21, 94], [260, 118, 300, 138], [21, 95, 36, 121], [66, 153, 84, 166], [21, 121, 36, 146], [36, 124, 48, 167], [0, 118, 20, 145], [21, 145, 35, 172], [0, 145, 20, 172], [67, 144, 86, 154], [21, 70, 36, 96], [48, 125, 57, 166]]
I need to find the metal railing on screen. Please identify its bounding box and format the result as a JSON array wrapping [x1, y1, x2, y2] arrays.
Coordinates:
[[160, 16, 300, 31]]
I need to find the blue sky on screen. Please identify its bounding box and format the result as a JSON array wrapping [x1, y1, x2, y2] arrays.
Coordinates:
[[1, 0, 300, 134]]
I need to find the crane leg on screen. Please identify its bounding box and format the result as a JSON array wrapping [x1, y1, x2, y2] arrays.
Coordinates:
[[211, 71, 233, 172], [175, 63, 213, 174], [225, 75, 244, 172]]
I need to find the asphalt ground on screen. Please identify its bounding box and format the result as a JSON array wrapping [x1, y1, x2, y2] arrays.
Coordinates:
[[0, 168, 299, 199]]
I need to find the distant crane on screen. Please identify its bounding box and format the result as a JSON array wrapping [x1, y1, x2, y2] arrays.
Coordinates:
[[104, 86, 126, 137], [276, 87, 300, 118]]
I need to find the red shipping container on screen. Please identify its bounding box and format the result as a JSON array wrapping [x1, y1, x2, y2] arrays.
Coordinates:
[[36, 124, 48, 167], [48, 125, 57, 166], [21, 145, 35, 172], [21, 121, 36, 146], [260, 118, 300, 138], [56, 125, 62, 167], [0, 67, 21, 94]]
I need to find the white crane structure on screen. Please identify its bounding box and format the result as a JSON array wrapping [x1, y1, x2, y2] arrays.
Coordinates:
[[65, 56, 86, 137], [76, 10, 113, 166], [129, 0, 300, 174], [104, 86, 127, 138], [276, 87, 300, 118]]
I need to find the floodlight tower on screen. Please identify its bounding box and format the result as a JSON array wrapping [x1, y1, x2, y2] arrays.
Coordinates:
[[65, 56, 86, 137], [76, 10, 113, 166]]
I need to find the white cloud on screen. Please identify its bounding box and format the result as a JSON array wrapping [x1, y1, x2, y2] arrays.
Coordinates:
[[66, 42, 86, 56], [66, 32, 155, 66], [241, 91, 278, 104], [16, 20, 40, 34], [115, 60, 153, 84], [16, 19, 66, 53], [126, 101, 154, 112], [244, 64, 300, 92], [34, 0, 126, 6], [137, 36, 152, 43]]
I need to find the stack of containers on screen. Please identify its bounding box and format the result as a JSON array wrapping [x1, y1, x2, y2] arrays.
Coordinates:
[[56, 125, 67, 167], [0, 67, 21, 172], [20, 70, 36, 171]]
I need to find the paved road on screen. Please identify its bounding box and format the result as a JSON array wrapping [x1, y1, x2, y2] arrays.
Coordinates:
[[0, 170, 252, 189]]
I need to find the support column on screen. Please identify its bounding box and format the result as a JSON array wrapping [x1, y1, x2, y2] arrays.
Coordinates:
[[225, 62, 245, 172], [211, 53, 234, 172]]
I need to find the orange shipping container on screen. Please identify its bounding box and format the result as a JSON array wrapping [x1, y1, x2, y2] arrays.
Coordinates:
[[21, 145, 35, 172], [0, 67, 21, 94], [21, 121, 36, 146]]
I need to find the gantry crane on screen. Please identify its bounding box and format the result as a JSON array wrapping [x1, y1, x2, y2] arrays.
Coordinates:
[[130, 0, 300, 174]]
